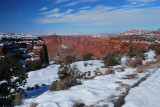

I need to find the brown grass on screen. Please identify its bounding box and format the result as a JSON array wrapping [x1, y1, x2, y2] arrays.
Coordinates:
[[136, 67, 147, 73], [119, 82, 130, 88], [127, 58, 142, 68], [122, 74, 138, 79], [105, 69, 115, 75], [48, 76, 82, 91]]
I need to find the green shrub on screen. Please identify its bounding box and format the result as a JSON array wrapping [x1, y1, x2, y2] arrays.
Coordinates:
[[26, 60, 42, 71], [58, 64, 81, 79], [48, 64, 82, 91], [82, 53, 94, 61], [64, 55, 76, 64], [126, 46, 147, 59], [102, 52, 120, 66], [148, 44, 160, 55]]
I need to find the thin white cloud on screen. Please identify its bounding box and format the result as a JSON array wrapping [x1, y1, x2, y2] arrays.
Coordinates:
[[64, 1, 78, 6], [79, 6, 91, 9], [39, 7, 48, 11], [45, 9, 73, 18], [122, 3, 147, 8], [124, 0, 157, 8], [127, 0, 157, 2], [40, 8, 59, 14], [66, 9, 73, 13], [55, 0, 70, 4], [63, 0, 100, 7], [35, 5, 160, 26]]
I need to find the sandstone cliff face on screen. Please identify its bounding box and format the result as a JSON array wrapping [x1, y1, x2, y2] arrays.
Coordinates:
[[0, 34, 49, 64], [43, 35, 149, 60], [157, 29, 160, 34], [42, 35, 62, 60]]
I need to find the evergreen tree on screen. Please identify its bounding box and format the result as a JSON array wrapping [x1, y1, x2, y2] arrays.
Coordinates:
[[0, 56, 27, 106]]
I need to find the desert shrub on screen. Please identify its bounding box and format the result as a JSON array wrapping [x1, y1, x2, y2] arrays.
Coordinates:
[[127, 46, 147, 59], [82, 53, 94, 66], [26, 60, 42, 71], [0, 56, 27, 106], [122, 74, 138, 79], [49, 64, 82, 91], [148, 44, 160, 55], [126, 46, 136, 57], [49, 76, 82, 91], [102, 52, 120, 66], [64, 55, 76, 64], [127, 58, 142, 68], [136, 67, 147, 73], [118, 82, 130, 88], [58, 64, 81, 79], [82, 53, 94, 61], [72, 101, 85, 107], [105, 69, 115, 75], [135, 48, 148, 59]]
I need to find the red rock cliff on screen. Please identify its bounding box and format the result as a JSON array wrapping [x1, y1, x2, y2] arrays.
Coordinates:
[[43, 35, 149, 60]]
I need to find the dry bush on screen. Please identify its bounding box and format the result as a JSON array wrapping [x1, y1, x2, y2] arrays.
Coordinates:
[[122, 74, 138, 79], [29, 102, 38, 107], [72, 101, 85, 107], [105, 69, 115, 75], [119, 82, 130, 88], [49, 63, 82, 91], [144, 61, 155, 66], [48, 76, 82, 91], [12, 94, 23, 106], [127, 58, 142, 68], [136, 67, 148, 73]]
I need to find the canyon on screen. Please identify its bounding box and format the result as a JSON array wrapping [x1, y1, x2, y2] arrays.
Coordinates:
[[42, 29, 160, 60], [0, 29, 159, 62]]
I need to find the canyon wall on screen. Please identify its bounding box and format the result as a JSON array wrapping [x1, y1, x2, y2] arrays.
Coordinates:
[[43, 35, 148, 60]]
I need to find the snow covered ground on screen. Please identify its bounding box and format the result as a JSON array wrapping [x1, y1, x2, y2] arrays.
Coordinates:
[[16, 51, 160, 107], [123, 68, 160, 107], [17, 60, 145, 107]]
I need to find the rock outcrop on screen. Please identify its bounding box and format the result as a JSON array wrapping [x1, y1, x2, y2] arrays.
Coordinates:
[[0, 33, 49, 64]]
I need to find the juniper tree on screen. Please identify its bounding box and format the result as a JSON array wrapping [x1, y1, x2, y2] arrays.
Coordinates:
[[0, 56, 27, 106]]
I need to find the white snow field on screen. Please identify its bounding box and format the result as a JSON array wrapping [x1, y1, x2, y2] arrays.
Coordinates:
[[17, 60, 144, 107], [123, 68, 160, 107], [16, 51, 160, 107]]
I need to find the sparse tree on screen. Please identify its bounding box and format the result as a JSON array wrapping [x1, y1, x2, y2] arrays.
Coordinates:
[[0, 56, 27, 106]]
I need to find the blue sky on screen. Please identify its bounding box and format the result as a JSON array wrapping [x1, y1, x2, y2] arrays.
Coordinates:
[[0, 0, 160, 35]]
